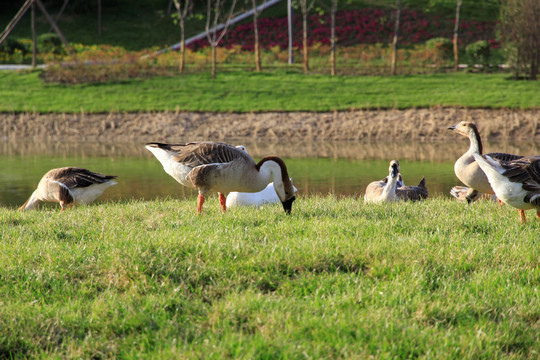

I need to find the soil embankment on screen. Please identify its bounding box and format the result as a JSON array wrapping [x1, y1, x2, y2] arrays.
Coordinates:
[[2, 108, 539, 142]]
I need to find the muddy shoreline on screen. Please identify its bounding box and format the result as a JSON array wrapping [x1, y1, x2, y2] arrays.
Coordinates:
[[2, 108, 539, 142]]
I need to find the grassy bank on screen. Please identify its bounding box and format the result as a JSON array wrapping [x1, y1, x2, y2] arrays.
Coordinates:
[[1, 71, 539, 113], [1, 197, 538, 358]]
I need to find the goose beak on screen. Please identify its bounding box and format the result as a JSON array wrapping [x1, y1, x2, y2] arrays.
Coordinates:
[[282, 196, 296, 214], [448, 124, 458, 131]]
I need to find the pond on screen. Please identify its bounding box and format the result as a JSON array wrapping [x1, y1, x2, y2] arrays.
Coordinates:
[[2, 139, 539, 209]]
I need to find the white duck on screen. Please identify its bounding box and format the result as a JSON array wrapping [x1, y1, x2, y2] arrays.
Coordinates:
[[472, 153, 540, 224], [19, 167, 117, 211], [364, 160, 400, 203], [145, 141, 296, 215], [448, 121, 523, 203]]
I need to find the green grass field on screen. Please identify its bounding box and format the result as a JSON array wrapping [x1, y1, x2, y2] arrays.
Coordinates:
[[1, 197, 538, 358], [1, 71, 539, 113]]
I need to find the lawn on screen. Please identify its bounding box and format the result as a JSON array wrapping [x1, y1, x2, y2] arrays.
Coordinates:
[[1, 71, 539, 113], [1, 197, 538, 358]]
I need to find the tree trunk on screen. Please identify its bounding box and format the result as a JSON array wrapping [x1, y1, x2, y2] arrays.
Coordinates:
[[252, 0, 261, 72], [287, 0, 294, 64], [179, 19, 185, 74], [330, 0, 337, 76], [453, 0, 462, 71], [212, 45, 217, 80], [302, 11, 309, 73], [31, 1, 37, 68], [390, 0, 402, 76]]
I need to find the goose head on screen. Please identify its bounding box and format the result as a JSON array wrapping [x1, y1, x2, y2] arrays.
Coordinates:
[[257, 156, 296, 214], [448, 121, 484, 155], [388, 160, 400, 179], [448, 121, 482, 141]]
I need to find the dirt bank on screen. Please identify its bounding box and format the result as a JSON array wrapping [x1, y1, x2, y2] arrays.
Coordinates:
[[2, 108, 539, 142]]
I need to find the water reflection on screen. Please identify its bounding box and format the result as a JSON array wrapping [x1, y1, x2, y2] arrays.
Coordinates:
[[2, 139, 539, 209]]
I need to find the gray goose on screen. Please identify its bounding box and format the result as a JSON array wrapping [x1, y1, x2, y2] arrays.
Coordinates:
[[145, 141, 296, 215], [364, 160, 400, 203], [19, 167, 117, 211], [448, 121, 523, 203], [473, 154, 540, 224], [396, 176, 428, 201]]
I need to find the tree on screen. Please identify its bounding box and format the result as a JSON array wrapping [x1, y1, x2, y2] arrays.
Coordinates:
[[250, 0, 267, 72], [298, 0, 316, 73], [173, 0, 190, 74], [453, 0, 462, 71], [205, 0, 238, 79], [390, 0, 402, 76], [500, 0, 540, 79], [318, 0, 339, 76]]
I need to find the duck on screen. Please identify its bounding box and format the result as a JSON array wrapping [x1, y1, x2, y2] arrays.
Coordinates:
[[145, 141, 296, 215], [396, 176, 428, 201], [18, 167, 117, 211], [226, 181, 298, 208], [448, 121, 523, 203], [364, 160, 400, 203], [472, 153, 540, 224]]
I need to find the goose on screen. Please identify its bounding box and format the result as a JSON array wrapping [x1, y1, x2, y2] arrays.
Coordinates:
[[145, 141, 296, 215], [18, 167, 117, 211], [448, 121, 523, 203], [450, 186, 495, 202], [472, 153, 540, 224], [226, 181, 298, 208], [396, 176, 428, 201], [364, 160, 400, 203]]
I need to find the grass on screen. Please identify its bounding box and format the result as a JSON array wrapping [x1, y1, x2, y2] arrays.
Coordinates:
[[1, 70, 539, 113], [1, 196, 539, 358]]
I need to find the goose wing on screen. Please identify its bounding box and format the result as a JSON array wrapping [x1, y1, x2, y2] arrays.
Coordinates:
[[47, 167, 117, 189], [487, 152, 523, 162], [500, 156, 540, 192], [150, 142, 253, 167]]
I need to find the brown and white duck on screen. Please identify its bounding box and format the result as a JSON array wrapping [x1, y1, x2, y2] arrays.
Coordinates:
[[448, 121, 523, 203], [145, 141, 296, 215], [364, 160, 400, 203], [473, 153, 540, 224], [18, 167, 117, 211]]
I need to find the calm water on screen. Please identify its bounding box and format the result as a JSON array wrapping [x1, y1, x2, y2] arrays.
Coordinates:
[[2, 139, 539, 209]]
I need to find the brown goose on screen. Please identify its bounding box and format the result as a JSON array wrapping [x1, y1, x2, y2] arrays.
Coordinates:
[[18, 167, 117, 211], [364, 160, 400, 203], [448, 121, 523, 203], [473, 154, 540, 224], [145, 141, 296, 215]]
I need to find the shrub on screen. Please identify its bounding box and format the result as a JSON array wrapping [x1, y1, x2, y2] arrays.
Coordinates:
[[37, 33, 64, 55], [0, 38, 29, 55], [466, 40, 490, 68], [425, 37, 453, 66]]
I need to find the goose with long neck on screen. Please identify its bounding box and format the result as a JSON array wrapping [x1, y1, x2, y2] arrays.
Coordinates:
[[364, 160, 400, 203], [18, 167, 117, 211], [472, 154, 540, 224], [448, 121, 523, 203], [145, 141, 296, 215]]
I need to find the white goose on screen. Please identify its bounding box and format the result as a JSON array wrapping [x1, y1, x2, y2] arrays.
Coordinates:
[[364, 160, 400, 203], [19, 167, 117, 211], [145, 141, 296, 215], [448, 121, 523, 203], [226, 181, 298, 208], [472, 154, 540, 224]]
